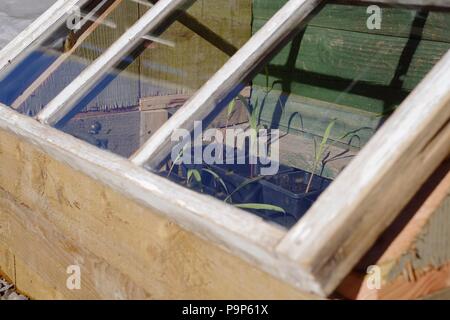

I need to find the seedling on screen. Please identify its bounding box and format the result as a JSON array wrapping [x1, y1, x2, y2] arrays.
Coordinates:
[[202, 167, 229, 195], [235, 203, 285, 214], [224, 175, 265, 203], [167, 148, 184, 177], [305, 119, 336, 193], [225, 99, 236, 129], [187, 168, 202, 187]]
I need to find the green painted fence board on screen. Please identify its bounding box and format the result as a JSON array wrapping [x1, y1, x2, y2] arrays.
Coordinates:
[[253, 2, 450, 43], [251, 0, 450, 136], [252, 21, 449, 113]]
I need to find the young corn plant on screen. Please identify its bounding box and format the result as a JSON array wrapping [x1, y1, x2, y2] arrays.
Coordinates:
[[202, 168, 229, 196], [225, 99, 236, 129], [167, 148, 184, 177], [305, 119, 336, 193], [235, 203, 285, 214], [223, 175, 285, 214], [187, 168, 202, 188]]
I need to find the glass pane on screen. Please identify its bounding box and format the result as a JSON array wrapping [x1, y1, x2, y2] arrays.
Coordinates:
[[156, 1, 450, 229], [57, 0, 252, 157], [0, 0, 152, 116]]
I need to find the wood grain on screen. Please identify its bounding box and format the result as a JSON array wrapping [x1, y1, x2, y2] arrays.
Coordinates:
[[277, 49, 450, 296], [139, 0, 251, 97], [131, 0, 324, 167], [0, 109, 319, 299], [252, 2, 450, 113]]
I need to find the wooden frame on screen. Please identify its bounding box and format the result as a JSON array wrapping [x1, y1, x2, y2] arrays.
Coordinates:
[[36, 0, 194, 126], [0, 0, 91, 74], [337, 159, 450, 299], [277, 50, 450, 294], [130, 0, 324, 167], [10, 0, 124, 110], [0, 0, 449, 298]]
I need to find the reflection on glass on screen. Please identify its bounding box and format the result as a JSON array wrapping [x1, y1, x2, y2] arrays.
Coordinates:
[[157, 2, 450, 228], [57, 0, 252, 157], [0, 0, 152, 116]]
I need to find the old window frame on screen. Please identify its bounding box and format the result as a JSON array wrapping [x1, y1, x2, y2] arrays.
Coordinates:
[[0, 0, 449, 296]]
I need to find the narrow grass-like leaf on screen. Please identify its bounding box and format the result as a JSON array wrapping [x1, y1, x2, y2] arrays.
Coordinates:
[[235, 203, 285, 214], [306, 119, 336, 193], [237, 94, 251, 114], [187, 169, 202, 185], [316, 120, 336, 163], [227, 99, 236, 118], [202, 168, 229, 195], [224, 176, 264, 203], [167, 149, 183, 177]]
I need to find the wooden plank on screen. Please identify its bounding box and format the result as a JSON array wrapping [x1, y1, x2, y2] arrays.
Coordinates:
[[423, 287, 450, 300], [376, 161, 450, 266], [339, 263, 450, 299], [313, 3, 450, 43], [251, 21, 450, 113], [0, 244, 15, 285], [336, 159, 450, 299], [138, 0, 252, 97], [254, 1, 450, 43], [140, 94, 191, 111], [354, 0, 450, 8], [276, 49, 450, 296], [131, 0, 324, 167], [277, 131, 358, 179], [59, 110, 141, 158], [14, 255, 64, 300], [36, 0, 195, 126], [0, 109, 320, 299], [140, 91, 248, 143], [10, 0, 125, 110], [0, 187, 318, 299], [0, 104, 327, 296], [140, 109, 169, 145], [253, 88, 382, 148]]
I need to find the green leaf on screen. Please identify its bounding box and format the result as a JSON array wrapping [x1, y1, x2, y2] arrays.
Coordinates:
[[227, 99, 236, 118], [224, 176, 265, 203], [187, 169, 202, 184], [167, 149, 183, 177], [249, 97, 260, 130], [235, 203, 285, 214], [237, 94, 251, 114], [316, 120, 336, 163], [202, 168, 229, 195], [306, 119, 336, 193], [264, 66, 270, 92]]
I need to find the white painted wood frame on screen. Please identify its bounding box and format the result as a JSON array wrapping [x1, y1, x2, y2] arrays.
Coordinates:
[[0, 0, 91, 74], [129, 0, 450, 295], [277, 49, 450, 294], [0, 0, 449, 297], [130, 0, 324, 166], [36, 0, 194, 125]]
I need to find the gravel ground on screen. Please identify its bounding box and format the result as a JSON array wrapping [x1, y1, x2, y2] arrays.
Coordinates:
[[0, 277, 27, 300]]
